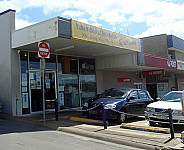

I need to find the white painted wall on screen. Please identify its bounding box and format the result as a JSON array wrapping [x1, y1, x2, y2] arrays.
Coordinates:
[[96, 70, 144, 94], [12, 17, 58, 48], [0, 10, 21, 115], [96, 53, 137, 70]]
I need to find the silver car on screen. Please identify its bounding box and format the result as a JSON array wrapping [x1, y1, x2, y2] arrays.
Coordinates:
[[145, 91, 184, 126]]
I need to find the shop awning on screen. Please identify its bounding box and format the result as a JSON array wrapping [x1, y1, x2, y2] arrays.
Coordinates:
[[12, 17, 140, 58]]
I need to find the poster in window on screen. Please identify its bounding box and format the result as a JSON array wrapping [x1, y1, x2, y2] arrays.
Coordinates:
[[22, 73, 27, 86], [36, 72, 41, 79], [58, 92, 64, 105], [36, 78, 41, 89], [82, 64, 85, 69], [59, 85, 64, 92], [22, 93, 29, 108], [45, 79, 50, 89], [22, 86, 27, 92], [30, 73, 34, 79], [30, 80, 36, 89]]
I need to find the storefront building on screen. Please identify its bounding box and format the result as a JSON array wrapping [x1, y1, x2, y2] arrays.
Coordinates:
[[0, 9, 141, 116], [138, 34, 184, 99], [3, 9, 184, 116]]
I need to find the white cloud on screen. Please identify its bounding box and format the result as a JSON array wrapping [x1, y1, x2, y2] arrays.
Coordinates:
[[91, 22, 102, 28], [15, 18, 36, 30], [77, 18, 89, 24], [1, 0, 184, 39], [135, 20, 184, 39], [62, 10, 84, 18]]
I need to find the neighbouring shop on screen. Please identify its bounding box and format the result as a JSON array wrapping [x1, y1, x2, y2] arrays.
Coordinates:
[[142, 54, 177, 100]]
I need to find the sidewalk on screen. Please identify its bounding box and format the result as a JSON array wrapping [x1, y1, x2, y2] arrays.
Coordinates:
[[5, 111, 184, 150]]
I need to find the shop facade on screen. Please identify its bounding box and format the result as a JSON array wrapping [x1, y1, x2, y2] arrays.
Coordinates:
[[0, 9, 140, 116], [3, 9, 184, 116], [20, 51, 96, 115], [139, 34, 184, 99]]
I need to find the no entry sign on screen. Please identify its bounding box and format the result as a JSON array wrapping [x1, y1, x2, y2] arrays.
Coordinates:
[[38, 42, 50, 58]]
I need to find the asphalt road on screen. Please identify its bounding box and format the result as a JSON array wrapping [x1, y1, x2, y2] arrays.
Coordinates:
[[0, 120, 143, 150]]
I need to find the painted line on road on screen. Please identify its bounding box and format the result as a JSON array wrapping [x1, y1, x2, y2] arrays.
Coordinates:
[[120, 123, 170, 134]]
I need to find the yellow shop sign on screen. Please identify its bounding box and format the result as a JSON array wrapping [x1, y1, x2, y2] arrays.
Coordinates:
[[71, 20, 140, 51]]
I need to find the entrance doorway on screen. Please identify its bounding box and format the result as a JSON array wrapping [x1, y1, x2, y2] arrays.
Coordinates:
[[45, 71, 56, 110], [29, 70, 56, 113], [146, 84, 157, 101], [146, 83, 169, 101]]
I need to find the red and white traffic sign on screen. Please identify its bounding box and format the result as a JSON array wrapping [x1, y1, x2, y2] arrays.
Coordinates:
[[38, 42, 50, 58]]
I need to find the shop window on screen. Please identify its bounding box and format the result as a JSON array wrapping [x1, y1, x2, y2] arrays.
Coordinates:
[[20, 51, 30, 115], [79, 58, 95, 74], [168, 50, 175, 59], [79, 58, 96, 105], [45, 54, 56, 70], [57, 56, 78, 109], [29, 52, 40, 70], [57, 56, 77, 74], [134, 83, 143, 89], [58, 74, 79, 108]]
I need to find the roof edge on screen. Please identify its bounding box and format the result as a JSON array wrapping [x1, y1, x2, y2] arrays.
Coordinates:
[[0, 9, 16, 16]]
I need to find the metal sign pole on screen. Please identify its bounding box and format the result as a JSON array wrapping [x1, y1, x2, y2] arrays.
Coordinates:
[[42, 58, 45, 123], [38, 42, 50, 123]]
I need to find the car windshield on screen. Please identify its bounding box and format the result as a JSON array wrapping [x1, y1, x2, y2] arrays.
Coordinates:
[[99, 89, 129, 99], [161, 92, 182, 102]]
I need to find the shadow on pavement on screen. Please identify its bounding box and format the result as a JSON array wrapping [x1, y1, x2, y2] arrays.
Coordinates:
[[0, 111, 85, 135]]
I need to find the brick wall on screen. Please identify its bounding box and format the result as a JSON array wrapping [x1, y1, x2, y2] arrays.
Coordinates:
[[142, 34, 168, 58]]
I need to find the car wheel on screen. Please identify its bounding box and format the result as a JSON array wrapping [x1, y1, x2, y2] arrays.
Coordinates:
[[117, 110, 127, 123], [149, 121, 156, 127]]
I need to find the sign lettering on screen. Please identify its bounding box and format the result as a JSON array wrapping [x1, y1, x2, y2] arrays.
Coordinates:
[[118, 78, 131, 82], [142, 70, 164, 76]]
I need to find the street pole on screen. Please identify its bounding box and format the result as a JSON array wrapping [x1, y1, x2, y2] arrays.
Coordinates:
[[38, 42, 50, 123], [42, 58, 45, 123], [168, 108, 174, 139]]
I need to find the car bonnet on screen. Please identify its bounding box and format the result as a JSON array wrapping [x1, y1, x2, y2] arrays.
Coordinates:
[[147, 101, 182, 110], [91, 98, 124, 105]]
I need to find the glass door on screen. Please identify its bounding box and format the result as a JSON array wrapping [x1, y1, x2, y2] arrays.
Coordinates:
[[45, 71, 56, 110], [29, 70, 56, 113], [29, 70, 43, 112]]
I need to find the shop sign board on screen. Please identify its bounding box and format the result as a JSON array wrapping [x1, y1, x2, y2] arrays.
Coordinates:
[[38, 42, 50, 58], [118, 78, 131, 82], [71, 20, 140, 52], [142, 70, 164, 76], [144, 54, 177, 69], [177, 60, 184, 70]]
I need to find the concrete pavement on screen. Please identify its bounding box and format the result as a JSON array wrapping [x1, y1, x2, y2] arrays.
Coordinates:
[[3, 111, 184, 150]]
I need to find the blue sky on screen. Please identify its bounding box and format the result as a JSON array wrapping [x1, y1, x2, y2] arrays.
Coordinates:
[[1, 0, 184, 39]]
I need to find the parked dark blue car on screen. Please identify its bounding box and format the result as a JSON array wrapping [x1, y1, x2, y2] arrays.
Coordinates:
[[83, 88, 153, 123]]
